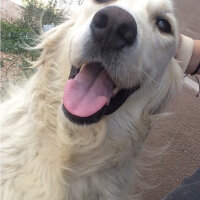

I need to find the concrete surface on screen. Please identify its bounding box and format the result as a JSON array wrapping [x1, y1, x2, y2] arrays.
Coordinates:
[[139, 1, 200, 199]]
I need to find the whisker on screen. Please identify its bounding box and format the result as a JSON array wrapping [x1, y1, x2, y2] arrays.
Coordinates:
[[142, 70, 159, 85]]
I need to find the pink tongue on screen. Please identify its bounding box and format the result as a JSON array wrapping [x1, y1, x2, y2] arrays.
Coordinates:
[[63, 64, 114, 117]]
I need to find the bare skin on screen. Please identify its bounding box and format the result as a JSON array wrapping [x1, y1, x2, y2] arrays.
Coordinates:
[[186, 39, 200, 75], [177, 35, 200, 75]]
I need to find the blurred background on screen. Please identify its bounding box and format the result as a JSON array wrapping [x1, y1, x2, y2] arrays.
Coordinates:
[[1, 0, 69, 100]]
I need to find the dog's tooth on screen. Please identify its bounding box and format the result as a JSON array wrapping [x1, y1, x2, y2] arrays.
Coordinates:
[[112, 87, 119, 97], [106, 100, 110, 106], [80, 64, 86, 71]]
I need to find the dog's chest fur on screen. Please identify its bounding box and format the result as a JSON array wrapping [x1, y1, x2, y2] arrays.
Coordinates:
[[0, 70, 149, 200]]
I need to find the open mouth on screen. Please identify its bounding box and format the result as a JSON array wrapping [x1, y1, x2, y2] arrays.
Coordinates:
[[62, 62, 141, 125]]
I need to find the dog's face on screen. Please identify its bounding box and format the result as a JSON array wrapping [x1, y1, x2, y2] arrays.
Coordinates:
[[62, 0, 179, 125]]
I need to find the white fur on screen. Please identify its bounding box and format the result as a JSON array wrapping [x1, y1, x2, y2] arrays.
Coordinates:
[[0, 0, 183, 199]]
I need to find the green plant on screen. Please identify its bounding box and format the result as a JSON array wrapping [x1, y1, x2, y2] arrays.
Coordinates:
[[0, 0, 65, 100], [22, 0, 65, 33], [1, 20, 39, 59]]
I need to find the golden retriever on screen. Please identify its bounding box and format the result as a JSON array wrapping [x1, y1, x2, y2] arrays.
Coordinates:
[[0, 0, 183, 199]]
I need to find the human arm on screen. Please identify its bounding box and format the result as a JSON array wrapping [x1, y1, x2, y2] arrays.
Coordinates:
[[175, 35, 200, 75]]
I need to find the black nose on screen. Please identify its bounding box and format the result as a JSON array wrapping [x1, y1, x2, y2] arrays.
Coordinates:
[[90, 6, 137, 50]]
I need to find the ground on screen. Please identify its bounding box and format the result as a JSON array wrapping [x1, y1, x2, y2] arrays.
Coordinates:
[[139, 0, 200, 199]]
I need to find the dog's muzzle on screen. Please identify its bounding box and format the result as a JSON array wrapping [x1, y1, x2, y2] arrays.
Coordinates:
[[62, 7, 140, 125]]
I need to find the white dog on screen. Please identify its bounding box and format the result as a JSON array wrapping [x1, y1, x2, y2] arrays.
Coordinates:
[[0, 0, 183, 199]]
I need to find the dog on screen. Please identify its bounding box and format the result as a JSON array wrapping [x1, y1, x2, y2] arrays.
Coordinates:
[[0, 0, 183, 199]]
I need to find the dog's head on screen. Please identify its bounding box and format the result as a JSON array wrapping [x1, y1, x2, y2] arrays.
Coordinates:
[[40, 0, 181, 125]]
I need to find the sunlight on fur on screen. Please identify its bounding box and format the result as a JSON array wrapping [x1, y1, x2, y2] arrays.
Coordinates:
[[0, 0, 183, 199]]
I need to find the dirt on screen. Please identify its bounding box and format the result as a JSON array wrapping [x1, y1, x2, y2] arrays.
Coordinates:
[[138, 1, 200, 199]]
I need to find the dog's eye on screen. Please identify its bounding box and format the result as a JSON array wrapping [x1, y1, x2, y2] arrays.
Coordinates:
[[156, 19, 171, 33], [95, 0, 110, 3]]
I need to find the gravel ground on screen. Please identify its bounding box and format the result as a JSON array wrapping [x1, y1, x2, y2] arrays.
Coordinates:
[[139, 1, 200, 199]]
